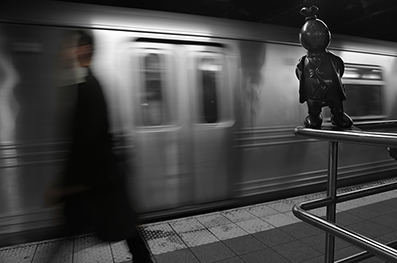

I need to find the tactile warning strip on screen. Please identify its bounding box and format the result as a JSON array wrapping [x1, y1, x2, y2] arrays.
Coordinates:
[[195, 212, 232, 228], [246, 204, 279, 217], [178, 229, 218, 247], [146, 234, 187, 255], [73, 235, 113, 263], [140, 223, 177, 241], [0, 244, 36, 263], [169, 217, 205, 233], [110, 241, 132, 263], [32, 239, 73, 263], [207, 223, 247, 240], [221, 208, 257, 222]]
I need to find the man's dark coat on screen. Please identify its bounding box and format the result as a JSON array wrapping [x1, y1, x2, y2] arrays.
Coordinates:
[[63, 68, 137, 241]]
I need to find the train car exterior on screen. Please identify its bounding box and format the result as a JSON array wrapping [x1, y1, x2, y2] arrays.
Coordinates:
[[1, 1, 397, 245]]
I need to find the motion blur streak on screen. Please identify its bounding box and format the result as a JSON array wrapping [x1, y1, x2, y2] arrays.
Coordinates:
[[0, 28, 21, 224], [1, 0, 397, 248], [0, 31, 19, 145]]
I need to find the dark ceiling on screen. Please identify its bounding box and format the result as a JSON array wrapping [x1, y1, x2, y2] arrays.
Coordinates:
[[62, 0, 397, 42]]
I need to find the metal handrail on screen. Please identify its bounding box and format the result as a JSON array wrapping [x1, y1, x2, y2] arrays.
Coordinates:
[[293, 185, 397, 262], [294, 126, 397, 147], [293, 124, 397, 263], [293, 204, 397, 262]]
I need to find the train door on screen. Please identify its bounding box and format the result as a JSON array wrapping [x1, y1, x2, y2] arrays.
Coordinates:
[[185, 45, 234, 203], [122, 39, 234, 213]]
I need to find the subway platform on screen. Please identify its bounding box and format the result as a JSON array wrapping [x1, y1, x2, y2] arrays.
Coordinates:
[[2, 181, 397, 263]]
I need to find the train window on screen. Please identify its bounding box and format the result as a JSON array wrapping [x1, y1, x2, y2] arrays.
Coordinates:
[[323, 64, 385, 120], [343, 67, 382, 80], [344, 84, 383, 117], [141, 53, 166, 126], [198, 57, 221, 123]]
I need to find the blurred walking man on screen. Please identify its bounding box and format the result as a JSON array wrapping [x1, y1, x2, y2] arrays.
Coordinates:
[[59, 30, 153, 263]]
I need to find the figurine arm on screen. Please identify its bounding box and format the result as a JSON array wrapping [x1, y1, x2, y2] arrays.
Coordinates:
[[296, 57, 304, 80], [296, 57, 307, 103], [329, 52, 344, 77], [334, 56, 344, 77]]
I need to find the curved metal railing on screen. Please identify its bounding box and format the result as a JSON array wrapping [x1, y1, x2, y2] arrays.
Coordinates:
[[293, 123, 397, 263]]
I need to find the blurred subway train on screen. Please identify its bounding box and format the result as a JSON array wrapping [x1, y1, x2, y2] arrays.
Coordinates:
[[2, 1, 397, 246]]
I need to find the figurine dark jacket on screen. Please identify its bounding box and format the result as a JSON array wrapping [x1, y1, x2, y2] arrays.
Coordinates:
[[62, 68, 137, 241], [296, 51, 346, 104]]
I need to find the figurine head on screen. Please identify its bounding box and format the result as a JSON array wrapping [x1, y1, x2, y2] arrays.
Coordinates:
[[299, 6, 331, 53]]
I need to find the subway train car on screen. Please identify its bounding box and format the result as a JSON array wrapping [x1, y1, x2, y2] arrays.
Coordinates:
[[1, 1, 397, 245]]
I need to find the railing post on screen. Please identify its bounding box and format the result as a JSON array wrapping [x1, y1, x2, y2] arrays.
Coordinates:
[[325, 141, 338, 263], [293, 125, 397, 262]]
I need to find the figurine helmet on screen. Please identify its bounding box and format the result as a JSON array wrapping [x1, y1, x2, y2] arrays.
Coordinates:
[[299, 6, 331, 53]]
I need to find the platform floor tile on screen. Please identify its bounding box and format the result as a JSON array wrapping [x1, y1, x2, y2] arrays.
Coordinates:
[[154, 248, 200, 263], [110, 241, 132, 263], [239, 248, 291, 263], [261, 212, 300, 227], [334, 245, 363, 262], [279, 222, 322, 240], [195, 212, 232, 228], [374, 213, 397, 230], [300, 255, 325, 263], [213, 257, 245, 263], [245, 204, 279, 217], [207, 223, 247, 240], [146, 235, 187, 255], [252, 228, 296, 248], [73, 236, 113, 263], [300, 233, 350, 253], [336, 210, 364, 226], [140, 223, 176, 241], [266, 201, 295, 213], [190, 241, 236, 263], [273, 240, 323, 263], [0, 244, 36, 263], [178, 229, 218, 247], [169, 217, 206, 233], [380, 197, 397, 207], [348, 220, 393, 238], [235, 218, 274, 234], [32, 240, 73, 263], [346, 206, 384, 220], [222, 235, 266, 256], [376, 230, 397, 244], [364, 201, 397, 214], [221, 209, 257, 223]]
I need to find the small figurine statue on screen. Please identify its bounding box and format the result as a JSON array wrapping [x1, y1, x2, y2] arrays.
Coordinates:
[[296, 5, 353, 129]]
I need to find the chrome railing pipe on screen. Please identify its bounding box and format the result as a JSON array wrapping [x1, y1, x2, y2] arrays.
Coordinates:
[[294, 126, 397, 147], [294, 123, 397, 262], [325, 141, 338, 263], [293, 203, 397, 262]]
